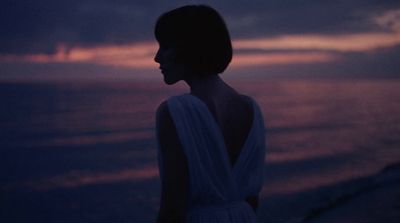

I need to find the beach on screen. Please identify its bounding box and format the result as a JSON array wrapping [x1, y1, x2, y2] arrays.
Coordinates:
[[1, 78, 399, 222]]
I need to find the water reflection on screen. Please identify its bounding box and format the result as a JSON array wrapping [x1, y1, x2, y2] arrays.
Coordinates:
[[1, 79, 399, 222]]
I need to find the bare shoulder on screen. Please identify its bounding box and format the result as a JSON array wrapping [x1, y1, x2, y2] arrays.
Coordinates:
[[156, 100, 180, 149], [156, 100, 176, 130], [156, 100, 169, 120], [155, 99, 188, 221], [156, 100, 178, 145]]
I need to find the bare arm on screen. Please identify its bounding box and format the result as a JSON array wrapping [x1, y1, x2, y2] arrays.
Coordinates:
[[156, 101, 189, 223]]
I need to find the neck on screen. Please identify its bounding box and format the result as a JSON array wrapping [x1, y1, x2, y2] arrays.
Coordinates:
[[185, 74, 223, 95]]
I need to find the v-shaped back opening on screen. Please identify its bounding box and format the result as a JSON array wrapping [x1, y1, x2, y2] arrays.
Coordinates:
[[185, 94, 257, 171]]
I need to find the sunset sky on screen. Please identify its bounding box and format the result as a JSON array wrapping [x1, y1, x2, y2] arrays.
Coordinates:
[[1, 0, 400, 80]]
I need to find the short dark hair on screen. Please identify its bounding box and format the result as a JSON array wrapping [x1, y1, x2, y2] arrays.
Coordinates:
[[155, 5, 232, 75]]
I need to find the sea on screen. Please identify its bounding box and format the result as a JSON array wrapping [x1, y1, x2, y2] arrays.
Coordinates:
[[1, 78, 399, 223]]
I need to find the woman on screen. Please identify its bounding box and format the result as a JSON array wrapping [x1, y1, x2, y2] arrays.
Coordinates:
[[154, 5, 266, 223]]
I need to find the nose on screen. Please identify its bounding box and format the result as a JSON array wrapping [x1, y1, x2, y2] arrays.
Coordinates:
[[154, 49, 160, 64]]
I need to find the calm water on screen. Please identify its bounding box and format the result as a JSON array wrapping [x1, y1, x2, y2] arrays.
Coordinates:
[[1, 79, 399, 223]]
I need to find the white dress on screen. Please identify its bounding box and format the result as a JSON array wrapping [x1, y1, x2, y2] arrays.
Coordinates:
[[157, 94, 266, 223]]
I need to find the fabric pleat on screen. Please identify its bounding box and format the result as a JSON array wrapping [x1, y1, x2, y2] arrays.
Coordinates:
[[157, 94, 266, 222]]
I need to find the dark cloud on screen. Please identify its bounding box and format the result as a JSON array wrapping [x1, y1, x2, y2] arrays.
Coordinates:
[[1, 0, 169, 54], [218, 0, 400, 38], [1, 0, 400, 55]]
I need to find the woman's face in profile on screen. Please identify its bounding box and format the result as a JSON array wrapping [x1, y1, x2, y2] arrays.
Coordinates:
[[154, 45, 185, 85]]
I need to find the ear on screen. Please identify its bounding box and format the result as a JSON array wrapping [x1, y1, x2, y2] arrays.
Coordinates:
[[172, 47, 183, 64], [173, 48, 191, 71]]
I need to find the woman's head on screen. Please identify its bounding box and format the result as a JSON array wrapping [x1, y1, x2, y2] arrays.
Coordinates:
[[154, 5, 232, 84]]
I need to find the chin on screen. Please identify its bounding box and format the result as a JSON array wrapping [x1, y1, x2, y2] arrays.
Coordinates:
[[164, 76, 180, 85], [163, 77, 179, 85]]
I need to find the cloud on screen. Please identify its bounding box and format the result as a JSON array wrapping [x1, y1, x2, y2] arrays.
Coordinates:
[[1, 0, 400, 55], [234, 32, 400, 53], [231, 52, 336, 68], [0, 42, 158, 69], [1, 34, 399, 70], [0, 40, 338, 68], [373, 9, 400, 32], [0, 0, 164, 54], [2, 7, 399, 70], [1, 1, 400, 79]]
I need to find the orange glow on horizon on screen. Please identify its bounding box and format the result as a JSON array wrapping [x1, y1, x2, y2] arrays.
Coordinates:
[[1, 27, 399, 69], [0, 42, 158, 69], [234, 32, 400, 52], [231, 52, 336, 67]]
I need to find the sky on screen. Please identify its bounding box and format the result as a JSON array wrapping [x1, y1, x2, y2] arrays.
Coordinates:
[[1, 0, 400, 80]]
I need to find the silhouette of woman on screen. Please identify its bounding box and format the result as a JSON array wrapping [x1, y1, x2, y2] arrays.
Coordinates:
[[154, 5, 266, 223]]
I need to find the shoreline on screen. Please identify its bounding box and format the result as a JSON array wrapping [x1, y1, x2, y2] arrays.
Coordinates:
[[257, 162, 400, 223], [302, 162, 400, 223]]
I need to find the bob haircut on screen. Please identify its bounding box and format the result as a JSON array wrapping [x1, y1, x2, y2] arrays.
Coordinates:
[[155, 5, 232, 75]]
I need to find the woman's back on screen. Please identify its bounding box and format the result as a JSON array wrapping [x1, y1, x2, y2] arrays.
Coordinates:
[[161, 91, 265, 222], [190, 86, 254, 167]]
